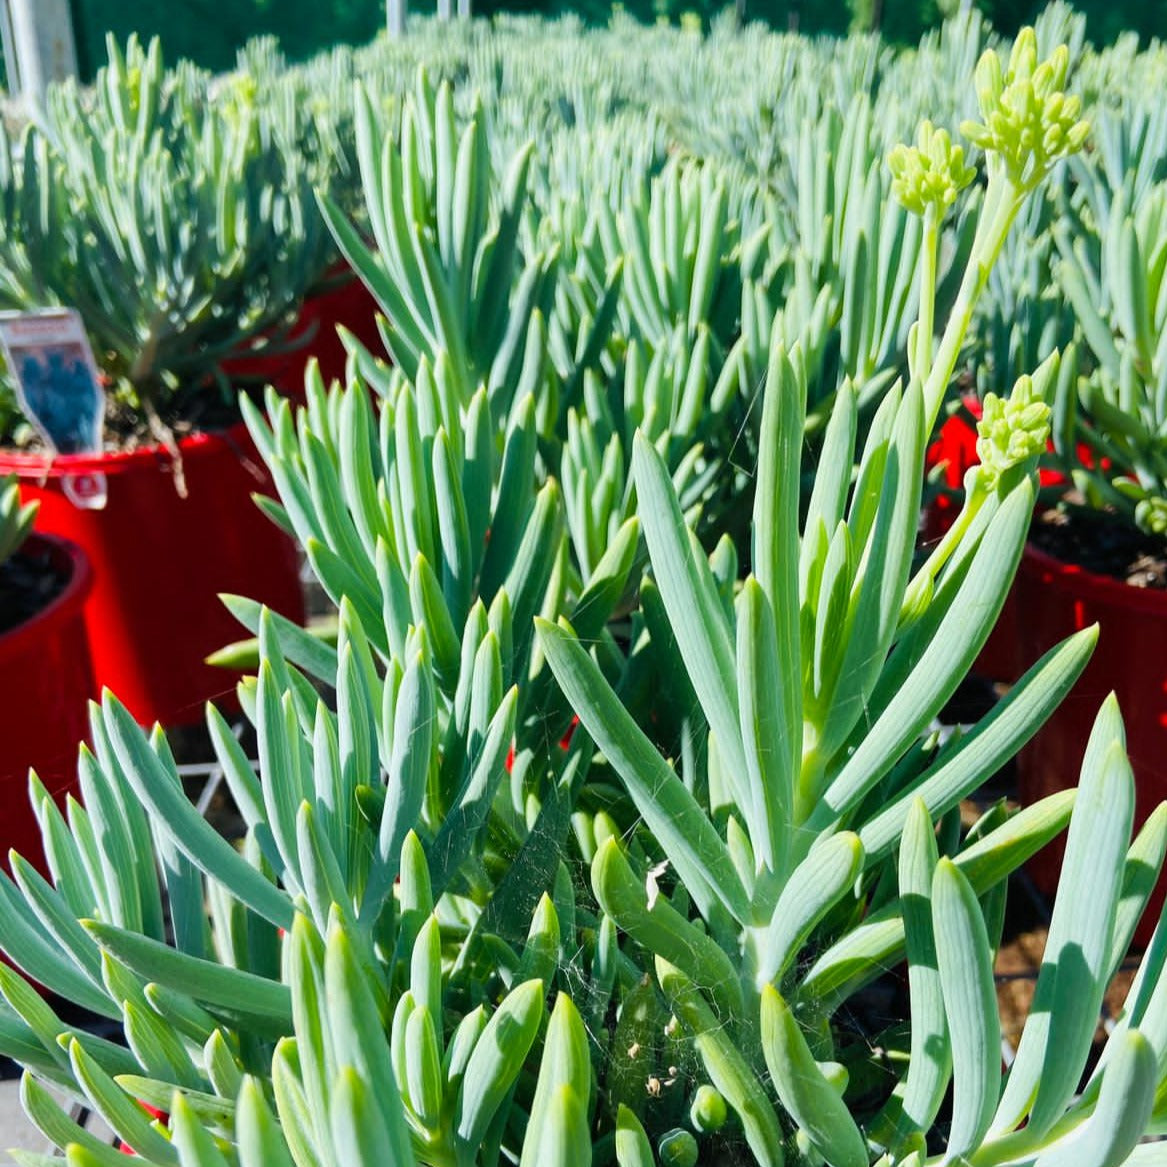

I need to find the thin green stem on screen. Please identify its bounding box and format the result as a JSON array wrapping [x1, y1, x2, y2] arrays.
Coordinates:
[[915, 207, 940, 385], [923, 178, 1024, 430], [795, 743, 828, 828], [899, 479, 990, 626]]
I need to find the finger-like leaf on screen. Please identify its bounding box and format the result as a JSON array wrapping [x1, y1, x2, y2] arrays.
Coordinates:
[[857, 627, 1096, 860], [873, 799, 949, 1152], [67, 1038, 176, 1164], [1033, 1030, 1156, 1167], [615, 1104, 655, 1167], [82, 920, 291, 1031], [103, 694, 293, 930], [592, 838, 742, 1021], [455, 978, 545, 1152], [815, 478, 1032, 828], [992, 699, 1134, 1139], [538, 617, 749, 924], [519, 993, 592, 1167], [932, 858, 1000, 1157], [756, 833, 863, 986], [659, 960, 785, 1167], [736, 578, 794, 882], [760, 985, 867, 1167], [20, 1073, 129, 1165], [633, 430, 747, 793], [325, 918, 414, 1164], [237, 1076, 296, 1167]]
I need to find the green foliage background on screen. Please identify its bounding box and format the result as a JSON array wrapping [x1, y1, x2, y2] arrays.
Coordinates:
[[62, 0, 1167, 80], [65, 0, 383, 77]]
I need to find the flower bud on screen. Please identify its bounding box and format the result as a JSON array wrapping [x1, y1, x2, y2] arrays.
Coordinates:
[[975, 50, 1004, 113], [1136, 497, 1167, 535], [960, 28, 1089, 189], [888, 121, 976, 217], [974, 375, 1052, 490], [1008, 27, 1038, 81]]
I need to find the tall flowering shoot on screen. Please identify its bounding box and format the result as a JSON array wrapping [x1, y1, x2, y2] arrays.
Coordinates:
[[889, 28, 1089, 429]]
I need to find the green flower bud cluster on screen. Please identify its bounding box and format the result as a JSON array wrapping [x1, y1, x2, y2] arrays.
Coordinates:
[[1136, 495, 1167, 536], [1112, 478, 1167, 536], [223, 74, 260, 127], [887, 120, 976, 217], [960, 28, 1090, 190], [975, 373, 1052, 490]]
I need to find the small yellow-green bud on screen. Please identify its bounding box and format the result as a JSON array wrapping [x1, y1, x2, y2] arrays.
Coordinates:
[[974, 49, 1004, 114], [959, 28, 1088, 189], [1136, 496, 1167, 536], [689, 1084, 728, 1132], [659, 1128, 699, 1167], [1114, 478, 1167, 536], [974, 374, 1052, 490], [233, 73, 259, 106], [888, 120, 977, 217]]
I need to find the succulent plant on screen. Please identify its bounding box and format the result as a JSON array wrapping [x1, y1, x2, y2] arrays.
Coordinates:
[[0, 36, 332, 445], [0, 320, 1157, 1166], [0, 475, 37, 567], [1048, 176, 1167, 537]]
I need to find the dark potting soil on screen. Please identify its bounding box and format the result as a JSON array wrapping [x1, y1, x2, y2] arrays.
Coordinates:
[[6, 378, 255, 456], [0, 543, 67, 635], [1029, 506, 1167, 589]]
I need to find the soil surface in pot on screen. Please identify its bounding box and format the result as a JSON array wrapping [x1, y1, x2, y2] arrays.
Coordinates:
[[1030, 505, 1167, 589], [0, 543, 67, 634], [6, 377, 259, 456]]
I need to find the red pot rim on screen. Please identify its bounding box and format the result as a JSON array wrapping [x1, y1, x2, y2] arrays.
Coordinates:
[[0, 422, 252, 480], [1021, 541, 1167, 615], [0, 533, 93, 658]]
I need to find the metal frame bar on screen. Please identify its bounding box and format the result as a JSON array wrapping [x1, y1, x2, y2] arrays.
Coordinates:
[[4, 0, 77, 107], [0, 2, 19, 95], [387, 0, 473, 39]]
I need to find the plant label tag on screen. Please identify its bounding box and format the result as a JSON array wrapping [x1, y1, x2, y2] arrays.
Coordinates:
[[0, 309, 105, 457]]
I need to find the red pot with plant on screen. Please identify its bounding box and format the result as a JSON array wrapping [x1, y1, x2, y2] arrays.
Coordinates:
[[0, 38, 324, 724], [0, 427, 303, 728], [1011, 188, 1167, 945], [224, 265, 385, 395], [1014, 530, 1167, 946], [0, 480, 93, 873]]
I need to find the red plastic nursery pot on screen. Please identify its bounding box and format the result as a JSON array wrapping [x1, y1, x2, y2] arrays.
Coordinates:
[[0, 424, 305, 728], [1014, 544, 1167, 947], [0, 534, 93, 873], [224, 269, 384, 395]]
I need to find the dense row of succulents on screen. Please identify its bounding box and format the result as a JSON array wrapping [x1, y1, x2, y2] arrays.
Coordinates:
[[2, 3, 1163, 536], [0, 13, 1124, 466], [2, 7, 1167, 1167]]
